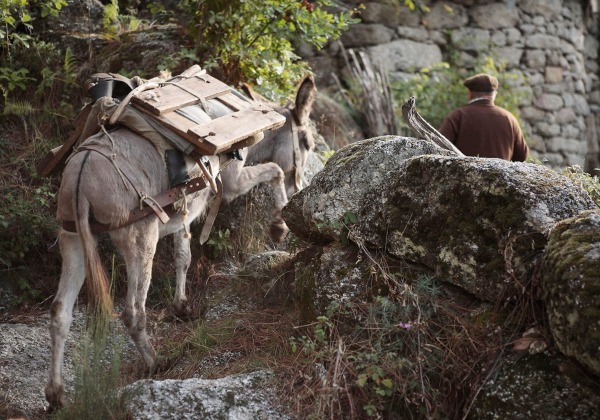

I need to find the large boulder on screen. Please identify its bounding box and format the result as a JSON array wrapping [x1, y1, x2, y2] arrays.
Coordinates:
[[284, 137, 596, 302], [283, 136, 454, 244], [543, 209, 600, 376]]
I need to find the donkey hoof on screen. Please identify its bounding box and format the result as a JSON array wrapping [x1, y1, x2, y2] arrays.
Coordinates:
[[45, 385, 65, 413], [269, 221, 289, 243], [170, 301, 196, 320]]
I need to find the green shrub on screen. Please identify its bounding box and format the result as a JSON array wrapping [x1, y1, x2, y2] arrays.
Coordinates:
[[0, 181, 56, 268], [148, 0, 359, 101]]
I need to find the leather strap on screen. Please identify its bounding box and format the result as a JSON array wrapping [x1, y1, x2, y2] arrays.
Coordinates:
[[62, 176, 209, 234], [199, 176, 223, 244]]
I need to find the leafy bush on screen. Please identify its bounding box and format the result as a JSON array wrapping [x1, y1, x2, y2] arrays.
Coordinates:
[[148, 0, 359, 101], [0, 0, 67, 61]]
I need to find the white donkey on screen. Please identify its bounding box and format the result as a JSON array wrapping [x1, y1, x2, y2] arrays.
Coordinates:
[[45, 75, 315, 410]]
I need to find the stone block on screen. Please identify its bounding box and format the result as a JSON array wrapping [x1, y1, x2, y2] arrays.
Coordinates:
[[505, 28, 522, 44], [450, 28, 490, 52], [340, 23, 395, 48], [535, 93, 564, 111], [589, 90, 600, 106], [564, 152, 585, 167], [366, 39, 442, 72], [519, 23, 536, 34], [521, 0, 563, 19], [562, 125, 581, 138], [584, 35, 599, 60], [360, 2, 420, 27], [540, 152, 566, 166], [537, 122, 561, 137], [494, 46, 523, 68], [491, 31, 507, 47], [526, 71, 545, 86], [555, 107, 577, 123], [544, 84, 564, 94], [573, 94, 591, 115], [526, 34, 561, 49], [559, 39, 576, 55], [545, 66, 563, 83], [423, 3, 468, 29], [547, 137, 585, 154], [397, 26, 429, 42], [521, 106, 546, 121], [532, 16, 546, 26], [525, 50, 546, 69], [526, 134, 546, 152], [472, 3, 519, 29]]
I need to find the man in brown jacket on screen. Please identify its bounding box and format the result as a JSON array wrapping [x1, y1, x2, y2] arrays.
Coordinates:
[[439, 73, 529, 161]]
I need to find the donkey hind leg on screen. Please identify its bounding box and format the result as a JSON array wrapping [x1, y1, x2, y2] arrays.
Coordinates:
[[171, 227, 194, 318], [111, 221, 159, 370], [46, 231, 86, 410], [225, 162, 290, 242]]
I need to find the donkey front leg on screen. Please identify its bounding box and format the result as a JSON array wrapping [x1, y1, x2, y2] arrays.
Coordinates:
[[112, 222, 159, 370], [46, 231, 86, 411]]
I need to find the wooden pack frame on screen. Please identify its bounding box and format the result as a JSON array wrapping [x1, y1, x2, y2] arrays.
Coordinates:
[[131, 71, 286, 155]]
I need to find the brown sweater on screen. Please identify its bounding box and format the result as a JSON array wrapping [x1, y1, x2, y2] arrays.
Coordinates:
[[439, 99, 529, 161]]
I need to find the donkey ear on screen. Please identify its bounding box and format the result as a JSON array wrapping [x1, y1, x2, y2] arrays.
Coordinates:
[[240, 82, 258, 101], [294, 75, 315, 124]]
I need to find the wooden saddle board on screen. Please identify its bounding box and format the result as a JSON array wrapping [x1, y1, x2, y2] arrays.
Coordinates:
[[37, 67, 286, 177]]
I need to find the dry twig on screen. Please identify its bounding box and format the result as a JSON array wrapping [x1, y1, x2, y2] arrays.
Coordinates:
[[401, 96, 464, 156]]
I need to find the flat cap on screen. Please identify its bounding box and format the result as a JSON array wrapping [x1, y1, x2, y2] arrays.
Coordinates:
[[463, 73, 498, 92]]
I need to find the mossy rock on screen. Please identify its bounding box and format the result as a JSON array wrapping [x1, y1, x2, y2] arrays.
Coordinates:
[[543, 209, 600, 376], [292, 243, 399, 321], [286, 138, 596, 303], [368, 156, 595, 302]]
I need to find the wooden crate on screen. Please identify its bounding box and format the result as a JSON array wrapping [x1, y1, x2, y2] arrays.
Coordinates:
[[132, 75, 285, 155]]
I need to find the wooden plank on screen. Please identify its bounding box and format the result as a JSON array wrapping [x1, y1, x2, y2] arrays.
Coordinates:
[[145, 109, 200, 143], [187, 104, 286, 155], [216, 92, 254, 112], [36, 103, 93, 177], [131, 74, 232, 116]]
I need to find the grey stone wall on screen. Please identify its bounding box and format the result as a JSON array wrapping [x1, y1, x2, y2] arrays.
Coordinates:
[[302, 0, 600, 171]]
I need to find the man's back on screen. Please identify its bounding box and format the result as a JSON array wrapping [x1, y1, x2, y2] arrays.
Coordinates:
[[439, 72, 529, 162], [440, 98, 528, 161]]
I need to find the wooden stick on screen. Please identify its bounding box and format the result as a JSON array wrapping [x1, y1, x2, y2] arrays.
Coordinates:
[[401, 97, 464, 156]]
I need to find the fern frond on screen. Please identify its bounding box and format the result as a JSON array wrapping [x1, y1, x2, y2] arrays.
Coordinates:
[[3, 100, 36, 116], [63, 48, 78, 85]]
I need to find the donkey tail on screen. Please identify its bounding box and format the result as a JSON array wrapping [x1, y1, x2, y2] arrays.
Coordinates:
[[74, 151, 113, 320]]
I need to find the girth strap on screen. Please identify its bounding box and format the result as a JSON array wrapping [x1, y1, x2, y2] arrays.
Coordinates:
[[62, 176, 209, 234]]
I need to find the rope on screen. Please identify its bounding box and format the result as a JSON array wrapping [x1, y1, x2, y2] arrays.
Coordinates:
[[161, 80, 213, 118]]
